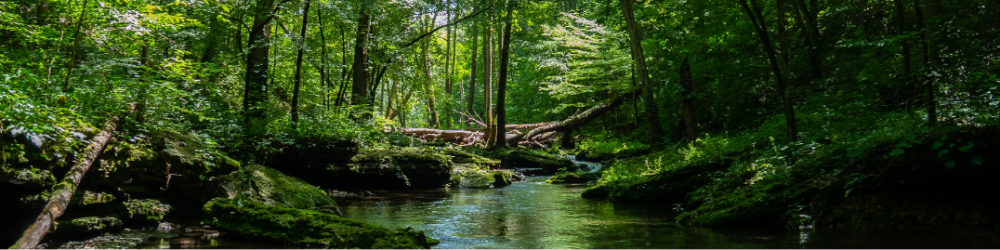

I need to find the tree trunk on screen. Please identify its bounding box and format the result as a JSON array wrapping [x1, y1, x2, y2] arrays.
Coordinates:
[[444, 0, 453, 95], [776, 0, 793, 85], [61, 0, 90, 93], [482, 0, 494, 146], [791, 0, 822, 79], [620, 0, 665, 147], [335, 23, 349, 106], [920, 0, 940, 124], [679, 56, 699, 143], [738, 0, 799, 141], [243, 0, 279, 125], [467, 7, 480, 129], [494, 0, 515, 147], [895, 0, 914, 111], [13, 106, 133, 249], [351, 8, 371, 108], [509, 91, 636, 145], [290, 0, 310, 128], [318, 7, 330, 108]]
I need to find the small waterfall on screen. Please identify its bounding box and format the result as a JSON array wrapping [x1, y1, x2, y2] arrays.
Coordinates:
[[563, 155, 602, 172]]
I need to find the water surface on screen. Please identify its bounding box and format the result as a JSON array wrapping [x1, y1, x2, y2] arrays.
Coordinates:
[[334, 176, 1000, 249]]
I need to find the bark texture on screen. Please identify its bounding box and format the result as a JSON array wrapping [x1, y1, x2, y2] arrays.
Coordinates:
[[13, 106, 134, 249]]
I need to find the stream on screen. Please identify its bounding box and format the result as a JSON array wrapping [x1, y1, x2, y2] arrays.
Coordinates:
[[113, 157, 1000, 249]]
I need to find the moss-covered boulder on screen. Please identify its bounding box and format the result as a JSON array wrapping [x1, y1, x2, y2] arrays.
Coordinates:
[[546, 171, 602, 184], [220, 165, 337, 211], [442, 148, 501, 169], [279, 147, 453, 189], [463, 148, 574, 174], [203, 198, 431, 248], [491, 171, 513, 187], [449, 164, 496, 188]]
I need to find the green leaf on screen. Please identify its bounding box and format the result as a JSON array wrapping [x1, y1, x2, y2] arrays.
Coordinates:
[[970, 156, 983, 166], [937, 149, 949, 158], [889, 148, 904, 156], [932, 142, 944, 150], [958, 142, 974, 152], [944, 161, 955, 169]]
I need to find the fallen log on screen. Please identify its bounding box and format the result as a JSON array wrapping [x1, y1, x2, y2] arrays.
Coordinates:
[[393, 91, 635, 147], [13, 105, 133, 249], [509, 90, 636, 145]]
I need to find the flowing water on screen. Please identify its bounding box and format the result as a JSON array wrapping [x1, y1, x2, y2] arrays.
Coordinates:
[[333, 176, 1000, 249], [114, 157, 1000, 249]]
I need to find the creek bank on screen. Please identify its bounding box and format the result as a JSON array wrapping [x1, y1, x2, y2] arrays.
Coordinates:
[[203, 197, 432, 248], [583, 127, 1000, 230]]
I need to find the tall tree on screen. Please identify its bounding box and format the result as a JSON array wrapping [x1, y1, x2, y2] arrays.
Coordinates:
[[60, 0, 91, 92], [494, 0, 515, 147], [679, 56, 699, 143], [737, 0, 799, 141], [619, 0, 665, 147], [243, 0, 282, 125], [466, 4, 480, 128], [895, 0, 914, 111], [920, 0, 941, 124], [290, 0, 310, 128], [350, 7, 372, 110], [482, 0, 494, 146]]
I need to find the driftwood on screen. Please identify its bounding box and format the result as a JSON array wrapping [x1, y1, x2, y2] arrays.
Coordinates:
[[13, 105, 133, 249], [396, 91, 635, 148]]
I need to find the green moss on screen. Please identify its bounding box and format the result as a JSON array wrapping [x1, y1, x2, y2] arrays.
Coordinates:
[[546, 171, 601, 184], [229, 165, 337, 210], [450, 164, 496, 188], [203, 198, 431, 248], [72, 190, 116, 205], [463, 147, 574, 172], [58, 229, 178, 249], [442, 148, 501, 168], [123, 199, 172, 221], [58, 216, 123, 231], [492, 171, 512, 186], [156, 130, 239, 169], [348, 147, 453, 177]]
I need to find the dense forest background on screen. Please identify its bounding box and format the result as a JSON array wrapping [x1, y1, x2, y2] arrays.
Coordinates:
[[2, 0, 1000, 247]]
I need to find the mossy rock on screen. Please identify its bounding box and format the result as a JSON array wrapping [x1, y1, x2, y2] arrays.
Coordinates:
[[442, 148, 501, 168], [123, 198, 172, 221], [221, 165, 337, 211], [492, 171, 513, 187], [56, 216, 123, 232], [463, 148, 574, 174], [547, 171, 602, 184], [203, 198, 431, 248], [449, 164, 496, 188], [280, 147, 453, 189]]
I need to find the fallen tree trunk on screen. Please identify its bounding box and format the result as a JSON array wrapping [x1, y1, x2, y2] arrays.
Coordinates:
[[392, 91, 635, 147], [13, 106, 133, 249], [509, 90, 636, 145]]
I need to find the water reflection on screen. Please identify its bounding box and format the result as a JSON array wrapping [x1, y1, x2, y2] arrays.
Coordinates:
[[337, 176, 1000, 249]]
